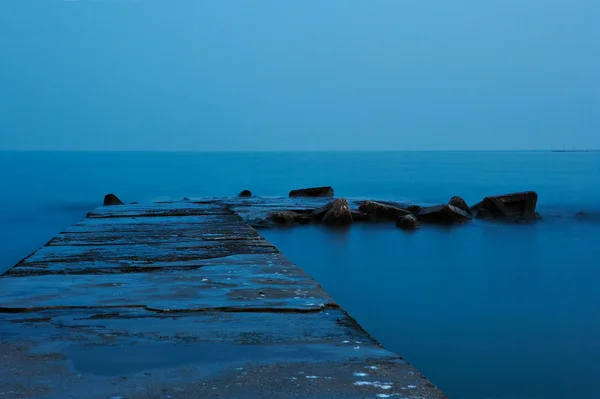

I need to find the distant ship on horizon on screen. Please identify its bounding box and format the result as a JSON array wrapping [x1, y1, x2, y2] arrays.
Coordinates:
[[551, 146, 600, 153]]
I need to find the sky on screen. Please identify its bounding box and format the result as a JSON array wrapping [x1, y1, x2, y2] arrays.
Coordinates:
[[0, 0, 598, 151]]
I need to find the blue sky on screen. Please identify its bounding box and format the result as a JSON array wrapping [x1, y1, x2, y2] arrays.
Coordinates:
[[0, 0, 598, 150]]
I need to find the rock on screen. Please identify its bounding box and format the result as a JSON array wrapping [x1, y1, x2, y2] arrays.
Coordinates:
[[295, 214, 313, 225], [238, 190, 252, 197], [470, 201, 484, 214], [313, 199, 353, 226], [266, 210, 315, 226], [267, 211, 304, 226], [396, 214, 420, 229], [406, 205, 422, 215], [475, 208, 493, 220], [292, 210, 314, 225], [419, 204, 471, 224], [104, 194, 124, 206], [351, 210, 371, 222], [183, 197, 190, 201], [323, 199, 353, 226], [358, 201, 412, 220], [481, 191, 538, 220], [289, 186, 334, 198], [449, 196, 471, 215]]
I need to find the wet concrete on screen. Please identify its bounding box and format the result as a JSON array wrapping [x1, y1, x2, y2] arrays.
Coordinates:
[[0, 199, 446, 399]]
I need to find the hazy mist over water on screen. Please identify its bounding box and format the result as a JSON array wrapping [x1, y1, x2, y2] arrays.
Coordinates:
[[1, 1, 599, 151], [1, 151, 600, 399]]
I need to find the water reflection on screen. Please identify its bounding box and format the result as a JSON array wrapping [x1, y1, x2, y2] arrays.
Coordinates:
[[262, 220, 600, 399]]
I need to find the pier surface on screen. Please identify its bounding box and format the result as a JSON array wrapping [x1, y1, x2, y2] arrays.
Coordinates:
[[1, 200, 446, 399]]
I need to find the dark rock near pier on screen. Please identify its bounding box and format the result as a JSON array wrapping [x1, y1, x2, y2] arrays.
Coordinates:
[[419, 204, 471, 224], [470, 201, 483, 214], [313, 198, 353, 226], [449, 196, 471, 215], [406, 205, 422, 215], [103, 194, 124, 206], [396, 214, 420, 229], [294, 213, 313, 225], [358, 201, 412, 220], [481, 191, 538, 220], [289, 186, 334, 198], [475, 208, 493, 220], [267, 211, 306, 226], [351, 210, 370, 222], [238, 190, 252, 197]]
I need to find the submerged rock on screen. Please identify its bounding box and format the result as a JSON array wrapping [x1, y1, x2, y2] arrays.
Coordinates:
[[313, 198, 353, 226], [449, 196, 471, 215], [419, 204, 471, 224], [480, 191, 538, 220], [396, 214, 420, 229], [358, 201, 411, 220], [238, 190, 252, 197], [104, 194, 124, 206], [289, 186, 334, 197]]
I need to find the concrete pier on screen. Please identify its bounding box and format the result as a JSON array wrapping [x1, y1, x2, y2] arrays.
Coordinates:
[[0, 200, 446, 399]]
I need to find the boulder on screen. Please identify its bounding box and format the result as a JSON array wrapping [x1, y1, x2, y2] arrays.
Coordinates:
[[289, 186, 334, 198], [406, 205, 422, 215], [351, 210, 370, 222], [238, 190, 252, 197], [315, 198, 353, 226], [267, 211, 305, 226], [470, 201, 484, 214], [481, 191, 538, 220], [419, 204, 471, 224], [475, 208, 493, 220], [294, 214, 313, 225], [449, 196, 471, 215], [313, 198, 353, 226], [358, 200, 412, 220], [396, 214, 420, 229], [104, 194, 124, 206]]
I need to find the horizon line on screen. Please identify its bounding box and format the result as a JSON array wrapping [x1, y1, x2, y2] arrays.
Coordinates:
[[0, 149, 587, 153]]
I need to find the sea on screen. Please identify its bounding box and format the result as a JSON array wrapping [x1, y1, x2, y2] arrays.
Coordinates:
[[1, 151, 599, 399]]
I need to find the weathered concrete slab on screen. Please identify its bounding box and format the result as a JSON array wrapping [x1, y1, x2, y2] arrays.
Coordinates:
[[1, 257, 334, 312], [87, 202, 229, 218], [0, 200, 446, 399]]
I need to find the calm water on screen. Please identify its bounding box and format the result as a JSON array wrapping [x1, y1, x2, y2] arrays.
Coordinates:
[[1, 151, 600, 399]]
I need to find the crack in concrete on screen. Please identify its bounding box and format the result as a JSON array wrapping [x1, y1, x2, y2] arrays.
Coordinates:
[[0, 303, 341, 315]]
